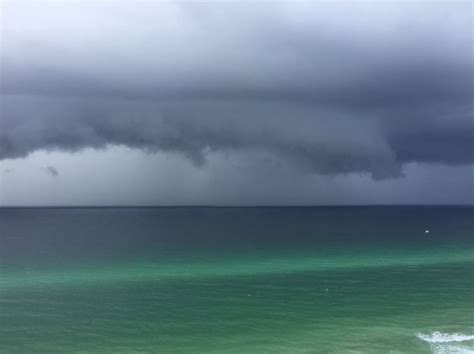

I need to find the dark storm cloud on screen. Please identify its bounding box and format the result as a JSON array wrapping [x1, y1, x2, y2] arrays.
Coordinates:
[[0, 1, 473, 179]]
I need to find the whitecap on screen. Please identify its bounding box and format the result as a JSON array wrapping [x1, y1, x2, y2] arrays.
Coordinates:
[[416, 332, 474, 344]]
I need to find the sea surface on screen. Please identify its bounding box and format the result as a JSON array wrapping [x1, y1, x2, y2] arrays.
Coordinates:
[[0, 206, 473, 353]]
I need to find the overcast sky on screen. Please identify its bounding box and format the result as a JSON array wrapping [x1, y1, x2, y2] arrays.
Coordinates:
[[0, 0, 473, 206]]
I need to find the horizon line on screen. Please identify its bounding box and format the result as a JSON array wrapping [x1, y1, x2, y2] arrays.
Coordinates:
[[0, 204, 473, 209]]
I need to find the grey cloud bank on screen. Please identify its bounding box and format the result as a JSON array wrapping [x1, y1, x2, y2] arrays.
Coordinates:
[[1, 1, 473, 181]]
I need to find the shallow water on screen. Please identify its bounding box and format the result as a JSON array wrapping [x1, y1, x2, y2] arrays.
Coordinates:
[[1, 207, 473, 353]]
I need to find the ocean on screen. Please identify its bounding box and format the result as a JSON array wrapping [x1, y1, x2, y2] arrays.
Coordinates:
[[0, 206, 473, 353]]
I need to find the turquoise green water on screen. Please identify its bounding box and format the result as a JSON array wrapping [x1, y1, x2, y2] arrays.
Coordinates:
[[1, 207, 473, 353]]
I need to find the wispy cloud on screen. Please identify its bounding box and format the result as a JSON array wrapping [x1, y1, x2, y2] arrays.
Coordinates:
[[45, 166, 58, 177]]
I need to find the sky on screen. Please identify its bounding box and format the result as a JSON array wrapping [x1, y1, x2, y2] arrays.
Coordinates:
[[0, 0, 473, 206]]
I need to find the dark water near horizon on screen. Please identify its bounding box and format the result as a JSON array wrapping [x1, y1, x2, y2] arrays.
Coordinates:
[[1, 206, 473, 353]]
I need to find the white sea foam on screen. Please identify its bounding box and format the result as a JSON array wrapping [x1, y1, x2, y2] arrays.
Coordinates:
[[416, 332, 474, 354], [416, 332, 474, 344], [430, 344, 474, 354]]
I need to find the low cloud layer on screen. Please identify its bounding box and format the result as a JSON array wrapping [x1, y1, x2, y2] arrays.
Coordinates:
[[1, 1, 473, 181]]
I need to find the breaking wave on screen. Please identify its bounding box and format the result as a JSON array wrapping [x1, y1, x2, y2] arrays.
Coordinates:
[[416, 332, 474, 354], [416, 332, 474, 344]]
